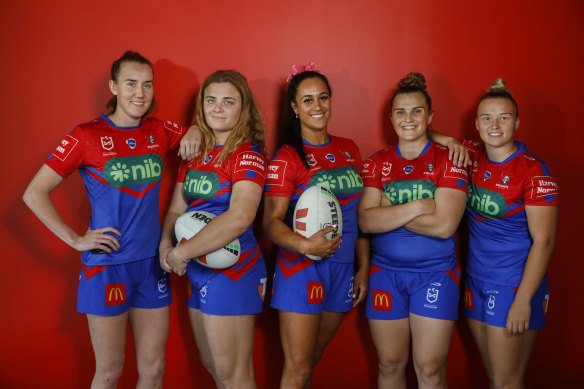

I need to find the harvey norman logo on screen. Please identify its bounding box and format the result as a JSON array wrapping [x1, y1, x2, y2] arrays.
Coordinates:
[[531, 176, 559, 199], [309, 166, 364, 195], [384, 179, 436, 205], [103, 153, 163, 188]]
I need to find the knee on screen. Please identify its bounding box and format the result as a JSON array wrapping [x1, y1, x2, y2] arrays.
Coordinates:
[[378, 356, 407, 377], [491, 371, 522, 389], [414, 358, 446, 386], [212, 361, 254, 389], [137, 354, 166, 382], [95, 360, 124, 386], [284, 358, 314, 385]]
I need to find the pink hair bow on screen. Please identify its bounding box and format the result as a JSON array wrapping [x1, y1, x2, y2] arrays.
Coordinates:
[[286, 61, 319, 83]]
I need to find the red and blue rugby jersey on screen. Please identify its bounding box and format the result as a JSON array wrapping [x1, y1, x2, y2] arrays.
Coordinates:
[[45, 114, 186, 266], [264, 135, 363, 274], [361, 140, 468, 271], [464, 139, 559, 286]]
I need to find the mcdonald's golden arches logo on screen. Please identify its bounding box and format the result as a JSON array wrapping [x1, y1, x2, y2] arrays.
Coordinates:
[[307, 281, 324, 303], [464, 286, 474, 311], [372, 289, 392, 311], [105, 283, 126, 306]]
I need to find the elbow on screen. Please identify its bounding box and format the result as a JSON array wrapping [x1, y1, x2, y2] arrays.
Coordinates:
[[434, 223, 459, 239], [230, 208, 255, 235], [357, 214, 373, 234], [22, 186, 36, 210]]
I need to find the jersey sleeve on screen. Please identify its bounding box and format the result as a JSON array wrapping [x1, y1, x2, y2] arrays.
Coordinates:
[[160, 119, 188, 151], [231, 144, 267, 188], [176, 159, 189, 183], [44, 127, 86, 178], [264, 147, 297, 197], [360, 153, 382, 189], [437, 147, 469, 192], [524, 163, 559, 206]]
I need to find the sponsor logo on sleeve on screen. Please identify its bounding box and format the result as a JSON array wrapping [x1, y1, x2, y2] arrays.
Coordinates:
[[53, 135, 78, 161], [163, 120, 183, 134], [234, 152, 266, 178], [105, 283, 126, 305], [372, 289, 392, 311], [360, 161, 376, 178], [530, 176, 559, 199], [307, 281, 325, 303], [266, 160, 288, 186]]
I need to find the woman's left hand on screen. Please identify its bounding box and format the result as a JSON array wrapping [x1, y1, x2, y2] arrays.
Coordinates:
[[506, 297, 531, 335], [167, 247, 189, 276], [352, 265, 369, 307], [446, 138, 472, 167], [178, 125, 202, 160]]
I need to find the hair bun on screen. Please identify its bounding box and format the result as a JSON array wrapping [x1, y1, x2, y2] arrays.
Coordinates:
[[399, 72, 426, 90], [489, 78, 507, 92]]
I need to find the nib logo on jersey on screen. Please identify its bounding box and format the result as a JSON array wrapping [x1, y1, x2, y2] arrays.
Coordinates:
[[183, 170, 220, 199], [104, 154, 163, 188], [309, 166, 363, 195], [467, 183, 507, 219], [384, 179, 436, 205]]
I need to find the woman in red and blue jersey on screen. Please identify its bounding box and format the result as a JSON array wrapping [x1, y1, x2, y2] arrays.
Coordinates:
[[263, 64, 370, 388], [359, 73, 468, 389], [160, 70, 267, 388], [23, 51, 200, 389]]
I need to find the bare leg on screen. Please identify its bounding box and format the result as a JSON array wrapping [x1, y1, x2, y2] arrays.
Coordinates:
[[312, 311, 345, 366], [129, 307, 170, 389], [368, 318, 410, 389], [189, 308, 257, 389], [410, 313, 455, 389], [87, 313, 128, 389]]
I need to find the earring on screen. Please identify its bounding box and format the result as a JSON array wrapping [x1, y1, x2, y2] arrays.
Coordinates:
[[295, 114, 298, 119]]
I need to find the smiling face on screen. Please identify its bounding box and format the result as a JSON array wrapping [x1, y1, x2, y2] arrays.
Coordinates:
[[291, 77, 331, 137], [108, 61, 154, 127], [203, 82, 242, 144], [475, 97, 519, 149], [391, 91, 433, 144]]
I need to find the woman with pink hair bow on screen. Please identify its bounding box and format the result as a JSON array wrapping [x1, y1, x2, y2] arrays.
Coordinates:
[[263, 63, 370, 388]]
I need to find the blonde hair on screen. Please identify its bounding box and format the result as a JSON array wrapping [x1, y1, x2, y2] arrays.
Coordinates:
[[194, 70, 266, 163], [479, 78, 518, 116]]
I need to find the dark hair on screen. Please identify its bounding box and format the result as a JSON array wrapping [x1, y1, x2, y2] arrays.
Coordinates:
[[105, 50, 157, 116], [478, 78, 519, 117], [194, 70, 267, 163], [390, 72, 432, 111], [284, 71, 332, 169]]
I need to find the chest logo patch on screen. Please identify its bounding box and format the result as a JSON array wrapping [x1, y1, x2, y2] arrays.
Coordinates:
[[103, 153, 163, 188], [467, 183, 507, 219], [383, 179, 436, 205], [101, 136, 114, 150], [309, 166, 363, 195], [183, 170, 220, 199]]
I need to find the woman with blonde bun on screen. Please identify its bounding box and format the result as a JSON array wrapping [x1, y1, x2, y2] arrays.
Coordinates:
[[462, 79, 558, 388], [359, 72, 468, 389]]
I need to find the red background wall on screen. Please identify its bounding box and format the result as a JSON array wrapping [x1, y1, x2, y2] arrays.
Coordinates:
[[1, 1, 583, 387]]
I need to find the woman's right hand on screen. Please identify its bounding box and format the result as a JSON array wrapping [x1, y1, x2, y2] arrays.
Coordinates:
[[302, 226, 342, 258], [159, 240, 174, 272], [74, 227, 121, 253]]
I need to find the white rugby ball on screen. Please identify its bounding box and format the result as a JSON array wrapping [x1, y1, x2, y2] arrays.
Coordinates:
[[293, 185, 343, 260], [174, 210, 240, 269]]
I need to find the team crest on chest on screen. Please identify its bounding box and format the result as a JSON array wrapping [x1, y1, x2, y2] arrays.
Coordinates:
[[126, 138, 136, 149], [501, 175, 510, 184], [101, 136, 114, 150], [382, 162, 392, 177], [426, 163, 433, 172], [404, 165, 414, 174], [484, 171, 491, 181], [326, 153, 335, 163], [306, 154, 317, 167]]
